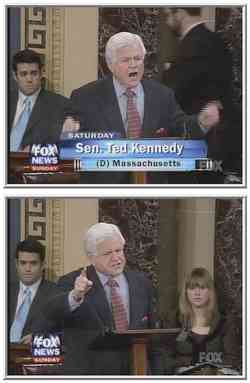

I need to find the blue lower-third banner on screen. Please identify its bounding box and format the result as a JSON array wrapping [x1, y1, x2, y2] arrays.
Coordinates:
[[59, 139, 208, 172]]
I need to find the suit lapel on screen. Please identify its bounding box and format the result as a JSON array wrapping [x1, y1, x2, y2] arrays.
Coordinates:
[[86, 266, 114, 329], [125, 271, 142, 329], [9, 283, 19, 324], [97, 77, 126, 137], [9, 90, 45, 139], [24, 89, 45, 138], [24, 279, 46, 329], [141, 80, 159, 138], [9, 92, 18, 132]]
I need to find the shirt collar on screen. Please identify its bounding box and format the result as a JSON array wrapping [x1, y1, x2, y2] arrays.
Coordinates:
[[18, 87, 41, 106], [113, 77, 142, 98], [19, 278, 42, 294], [96, 270, 125, 287], [181, 21, 205, 39]]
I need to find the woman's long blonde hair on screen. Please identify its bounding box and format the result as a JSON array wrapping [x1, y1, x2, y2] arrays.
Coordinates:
[[179, 267, 219, 328]]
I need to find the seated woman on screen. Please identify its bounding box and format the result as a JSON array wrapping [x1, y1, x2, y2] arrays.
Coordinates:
[[163, 267, 240, 374]]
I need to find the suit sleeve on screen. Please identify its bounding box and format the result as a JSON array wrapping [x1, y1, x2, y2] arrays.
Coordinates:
[[29, 284, 65, 335], [164, 48, 213, 106], [70, 90, 86, 130], [43, 290, 75, 323], [161, 87, 204, 138], [57, 274, 76, 292], [163, 33, 232, 112]]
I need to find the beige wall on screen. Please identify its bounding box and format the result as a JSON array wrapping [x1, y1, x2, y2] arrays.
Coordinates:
[[176, 198, 216, 290], [202, 6, 216, 31], [63, 7, 98, 97], [20, 198, 98, 280], [63, 199, 98, 273]]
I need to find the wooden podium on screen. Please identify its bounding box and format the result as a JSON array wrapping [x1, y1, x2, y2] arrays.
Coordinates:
[[132, 172, 147, 184], [91, 328, 180, 375], [8, 343, 32, 374]]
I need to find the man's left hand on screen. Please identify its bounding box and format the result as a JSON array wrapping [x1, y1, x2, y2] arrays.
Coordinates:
[[198, 101, 222, 131], [62, 117, 80, 135], [20, 333, 33, 344]]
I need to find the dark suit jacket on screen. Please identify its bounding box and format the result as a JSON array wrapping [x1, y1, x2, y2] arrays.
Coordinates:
[[163, 23, 232, 114], [45, 265, 157, 375], [9, 88, 71, 148], [162, 24, 239, 182], [9, 279, 61, 338], [70, 76, 203, 184]]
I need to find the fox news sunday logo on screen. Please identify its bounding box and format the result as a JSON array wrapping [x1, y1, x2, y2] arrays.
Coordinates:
[[30, 144, 59, 172], [32, 334, 63, 364]]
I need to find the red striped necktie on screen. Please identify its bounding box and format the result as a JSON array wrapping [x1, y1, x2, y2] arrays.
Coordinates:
[[107, 277, 128, 332], [125, 88, 141, 139]]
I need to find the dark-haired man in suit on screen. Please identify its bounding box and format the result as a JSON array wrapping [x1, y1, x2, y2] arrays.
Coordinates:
[[9, 239, 60, 344], [9, 49, 73, 152], [163, 7, 232, 114], [45, 222, 159, 375], [163, 7, 238, 183], [70, 31, 221, 184]]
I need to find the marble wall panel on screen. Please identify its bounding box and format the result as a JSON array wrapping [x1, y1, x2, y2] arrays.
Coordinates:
[[216, 8, 242, 107], [98, 7, 160, 79], [99, 199, 159, 294], [214, 198, 242, 369]]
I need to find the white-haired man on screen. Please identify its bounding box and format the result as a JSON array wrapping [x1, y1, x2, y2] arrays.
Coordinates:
[[45, 222, 159, 375], [70, 31, 221, 184]]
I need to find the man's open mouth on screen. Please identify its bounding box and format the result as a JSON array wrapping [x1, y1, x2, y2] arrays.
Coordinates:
[[113, 263, 121, 268], [129, 72, 138, 78]]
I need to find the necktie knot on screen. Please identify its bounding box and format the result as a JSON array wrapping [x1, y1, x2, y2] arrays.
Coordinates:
[[125, 88, 135, 98], [23, 287, 31, 297], [107, 278, 118, 288], [24, 98, 31, 111]]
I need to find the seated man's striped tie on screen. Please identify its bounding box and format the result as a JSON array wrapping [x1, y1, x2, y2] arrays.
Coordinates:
[[107, 278, 128, 332], [126, 89, 141, 139]]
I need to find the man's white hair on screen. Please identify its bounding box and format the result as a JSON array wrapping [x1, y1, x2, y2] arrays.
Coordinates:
[[105, 31, 146, 66], [84, 222, 125, 257]]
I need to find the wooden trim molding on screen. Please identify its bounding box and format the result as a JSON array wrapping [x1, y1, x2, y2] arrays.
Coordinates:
[[21, 6, 65, 94], [47, 199, 65, 281], [21, 198, 65, 281]]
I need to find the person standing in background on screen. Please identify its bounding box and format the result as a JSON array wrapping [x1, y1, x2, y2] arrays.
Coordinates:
[[163, 8, 238, 183]]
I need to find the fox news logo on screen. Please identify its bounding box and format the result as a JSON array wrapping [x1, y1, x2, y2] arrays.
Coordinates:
[[32, 334, 63, 364], [30, 144, 59, 166]]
